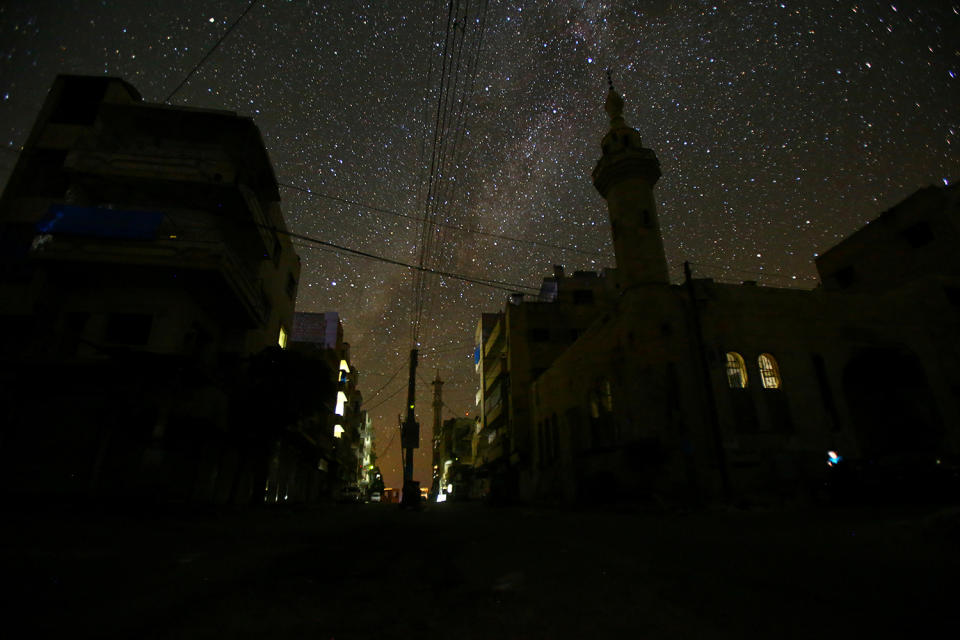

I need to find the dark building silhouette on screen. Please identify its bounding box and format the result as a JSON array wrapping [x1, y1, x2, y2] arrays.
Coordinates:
[[288, 311, 371, 498], [474, 267, 616, 499], [433, 416, 476, 502], [0, 75, 302, 503], [478, 83, 960, 504]]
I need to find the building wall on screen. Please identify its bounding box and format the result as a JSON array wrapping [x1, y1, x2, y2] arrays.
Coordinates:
[[816, 185, 960, 293], [475, 269, 616, 500], [0, 75, 302, 502], [529, 245, 960, 504]]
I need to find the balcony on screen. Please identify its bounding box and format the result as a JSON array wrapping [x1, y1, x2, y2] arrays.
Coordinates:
[[65, 148, 236, 187], [484, 357, 503, 391], [484, 321, 504, 358], [485, 401, 503, 429], [32, 203, 268, 325]]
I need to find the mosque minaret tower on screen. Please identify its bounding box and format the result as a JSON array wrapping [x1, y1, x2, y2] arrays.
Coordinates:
[[592, 73, 669, 288]]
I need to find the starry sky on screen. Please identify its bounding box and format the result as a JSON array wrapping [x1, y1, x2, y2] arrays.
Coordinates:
[[1, 1, 957, 487]]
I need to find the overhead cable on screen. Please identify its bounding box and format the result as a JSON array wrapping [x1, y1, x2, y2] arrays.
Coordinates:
[[267, 224, 540, 293], [164, 0, 258, 103]]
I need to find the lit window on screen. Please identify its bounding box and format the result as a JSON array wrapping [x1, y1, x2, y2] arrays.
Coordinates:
[[758, 353, 782, 389], [725, 352, 748, 388], [339, 359, 350, 374], [278, 326, 288, 349], [335, 391, 347, 416], [333, 424, 344, 439], [600, 380, 614, 412]]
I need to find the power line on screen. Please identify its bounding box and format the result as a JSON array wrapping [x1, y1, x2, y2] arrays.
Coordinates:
[[417, 0, 491, 348], [279, 181, 600, 255], [272, 224, 540, 293], [364, 362, 407, 402], [421, 341, 474, 355], [364, 381, 407, 411], [412, 0, 460, 346], [413, 0, 497, 347], [164, 0, 258, 103]]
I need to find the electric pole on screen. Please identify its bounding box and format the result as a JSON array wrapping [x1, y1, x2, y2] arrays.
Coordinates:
[[400, 348, 420, 507], [431, 370, 443, 499]]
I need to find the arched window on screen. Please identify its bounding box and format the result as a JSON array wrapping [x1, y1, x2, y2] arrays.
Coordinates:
[[725, 352, 748, 388], [758, 353, 782, 389]]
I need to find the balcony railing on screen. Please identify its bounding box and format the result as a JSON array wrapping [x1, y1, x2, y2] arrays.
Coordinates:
[[485, 401, 503, 428], [32, 204, 267, 325], [484, 358, 503, 391], [65, 148, 236, 186]]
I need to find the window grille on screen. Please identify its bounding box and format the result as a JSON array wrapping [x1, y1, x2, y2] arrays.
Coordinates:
[[758, 353, 782, 389], [725, 352, 748, 388]]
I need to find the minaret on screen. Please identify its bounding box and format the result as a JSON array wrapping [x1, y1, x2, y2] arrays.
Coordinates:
[[592, 72, 668, 288]]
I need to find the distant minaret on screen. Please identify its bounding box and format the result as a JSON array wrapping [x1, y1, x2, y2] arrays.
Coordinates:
[[431, 370, 444, 445], [592, 71, 668, 288]]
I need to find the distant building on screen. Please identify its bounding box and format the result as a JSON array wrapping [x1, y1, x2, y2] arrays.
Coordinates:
[[474, 268, 616, 499], [358, 412, 383, 497], [434, 417, 476, 501], [0, 75, 300, 502], [482, 83, 960, 504], [292, 311, 343, 349], [473, 311, 502, 487], [289, 310, 368, 495]]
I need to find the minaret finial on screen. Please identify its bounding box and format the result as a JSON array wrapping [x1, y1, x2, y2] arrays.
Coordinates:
[[604, 70, 625, 128]]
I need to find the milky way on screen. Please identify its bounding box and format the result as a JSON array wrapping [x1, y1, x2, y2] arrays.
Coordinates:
[[1, 1, 957, 485]]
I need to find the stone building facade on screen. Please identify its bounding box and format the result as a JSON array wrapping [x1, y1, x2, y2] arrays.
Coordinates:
[[474, 267, 617, 499], [486, 82, 960, 504]]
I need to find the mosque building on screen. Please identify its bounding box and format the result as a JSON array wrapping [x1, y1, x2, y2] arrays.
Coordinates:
[[476, 80, 960, 503]]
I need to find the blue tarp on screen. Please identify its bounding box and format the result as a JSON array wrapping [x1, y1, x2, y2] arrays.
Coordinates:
[[37, 205, 165, 239]]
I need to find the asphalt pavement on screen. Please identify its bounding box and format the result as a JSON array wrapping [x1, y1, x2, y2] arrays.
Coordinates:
[[3, 500, 958, 638]]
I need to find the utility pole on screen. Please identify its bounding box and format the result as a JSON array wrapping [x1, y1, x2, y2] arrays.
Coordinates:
[[431, 370, 444, 499], [684, 261, 730, 502], [400, 348, 420, 507]]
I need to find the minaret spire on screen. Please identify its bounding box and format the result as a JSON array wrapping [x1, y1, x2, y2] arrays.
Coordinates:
[[592, 71, 668, 287], [605, 69, 626, 130]]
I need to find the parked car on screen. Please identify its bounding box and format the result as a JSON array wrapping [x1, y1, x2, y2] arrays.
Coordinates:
[[337, 486, 362, 503]]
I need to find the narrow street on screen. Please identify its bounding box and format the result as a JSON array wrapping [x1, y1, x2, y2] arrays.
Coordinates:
[[4, 501, 958, 638]]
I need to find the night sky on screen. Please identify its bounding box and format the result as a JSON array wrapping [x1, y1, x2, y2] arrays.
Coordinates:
[[1, 1, 957, 487]]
